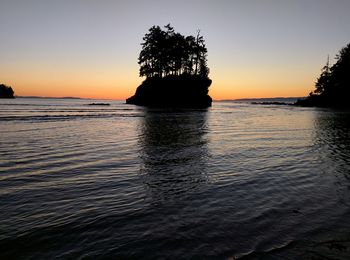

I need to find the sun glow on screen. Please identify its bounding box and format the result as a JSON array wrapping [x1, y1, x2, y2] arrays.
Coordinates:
[[1, 1, 348, 100]]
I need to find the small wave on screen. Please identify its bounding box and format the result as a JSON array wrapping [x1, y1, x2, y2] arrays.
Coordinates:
[[237, 240, 297, 259], [0, 103, 71, 107], [0, 113, 144, 122], [0, 109, 123, 113]]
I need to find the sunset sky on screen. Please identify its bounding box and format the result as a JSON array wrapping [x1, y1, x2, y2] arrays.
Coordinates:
[[1, 0, 350, 100]]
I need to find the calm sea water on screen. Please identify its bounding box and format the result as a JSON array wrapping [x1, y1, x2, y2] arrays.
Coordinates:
[[1, 98, 350, 259]]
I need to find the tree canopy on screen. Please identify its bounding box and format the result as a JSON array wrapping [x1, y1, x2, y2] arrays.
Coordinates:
[[138, 24, 209, 78], [315, 43, 350, 100], [297, 42, 350, 107]]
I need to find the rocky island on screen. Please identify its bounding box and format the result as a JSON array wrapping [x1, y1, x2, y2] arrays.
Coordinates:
[[126, 24, 212, 108], [0, 84, 15, 98], [296, 43, 350, 108]]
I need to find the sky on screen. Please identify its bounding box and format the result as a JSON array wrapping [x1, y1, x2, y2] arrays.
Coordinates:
[[1, 0, 350, 100]]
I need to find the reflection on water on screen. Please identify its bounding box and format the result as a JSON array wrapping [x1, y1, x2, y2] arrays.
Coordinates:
[[314, 110, 350, 157], [1, 99, 350, 259], [313, 110, 350, 203], [138, 109, 209, 203]]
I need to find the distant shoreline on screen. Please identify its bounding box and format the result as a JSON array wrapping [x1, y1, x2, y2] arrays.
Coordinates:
[[12, 96, 306, 103], [15, 96, 82, 99], [214, 97, 305, 105], [13, 96, 127, 101], [219, 97, 305, 102]]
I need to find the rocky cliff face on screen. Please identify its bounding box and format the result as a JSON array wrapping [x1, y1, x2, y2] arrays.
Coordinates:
[[126, 75, 212, 108]]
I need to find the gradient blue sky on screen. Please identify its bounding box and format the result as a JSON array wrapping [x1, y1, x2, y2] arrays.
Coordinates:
[[1, 0, 350, 99]]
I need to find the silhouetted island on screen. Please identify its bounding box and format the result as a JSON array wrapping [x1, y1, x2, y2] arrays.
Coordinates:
[[296, 43, 350, 108], [126, 24, 212, 108], [0, 84, 15, 98]]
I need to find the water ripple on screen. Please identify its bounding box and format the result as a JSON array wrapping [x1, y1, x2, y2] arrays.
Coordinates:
[[1, 100, 350, 258]]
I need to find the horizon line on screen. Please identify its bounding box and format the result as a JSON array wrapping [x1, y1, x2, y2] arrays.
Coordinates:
[[15, 95, 306, 101]]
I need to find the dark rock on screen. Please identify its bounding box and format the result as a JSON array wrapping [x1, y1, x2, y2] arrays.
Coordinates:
[[295, 94, 350, 108], [126, 75, 212, 108], [251, 101, 290, 106], [0, 84, 15, 98], [88, 103, 110, 106]]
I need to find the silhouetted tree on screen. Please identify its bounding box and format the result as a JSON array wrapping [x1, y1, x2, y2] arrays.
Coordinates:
[[138, 25, 167, 78], [331, 43, 350, 96], [0, 84, 15, 98], [314, 55, 331, 95], [297, 42, 350, 107], [138, 24, 209, 79]]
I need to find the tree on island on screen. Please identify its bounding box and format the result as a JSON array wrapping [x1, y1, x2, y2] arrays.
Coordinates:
[[127, 24, 212, 108], [296, 43, 350, 108], [0, 84, 15, 98], [138, 24, 209, 78]]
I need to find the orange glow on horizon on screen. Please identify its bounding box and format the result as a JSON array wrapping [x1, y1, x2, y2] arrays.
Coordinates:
[[8, 77, 314, 100], [2, 62, 316, 100], [14, 83, 312, 101], [1, 0, 348, 102]]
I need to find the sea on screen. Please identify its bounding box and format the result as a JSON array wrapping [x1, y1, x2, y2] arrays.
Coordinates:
[[0, 97, 350, 259]]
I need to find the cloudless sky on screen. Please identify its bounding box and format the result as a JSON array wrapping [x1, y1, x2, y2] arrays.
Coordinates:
[[1, 0, 350, 99]]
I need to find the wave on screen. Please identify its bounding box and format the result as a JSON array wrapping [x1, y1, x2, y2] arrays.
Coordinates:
[[0, 113, 144, 122]]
